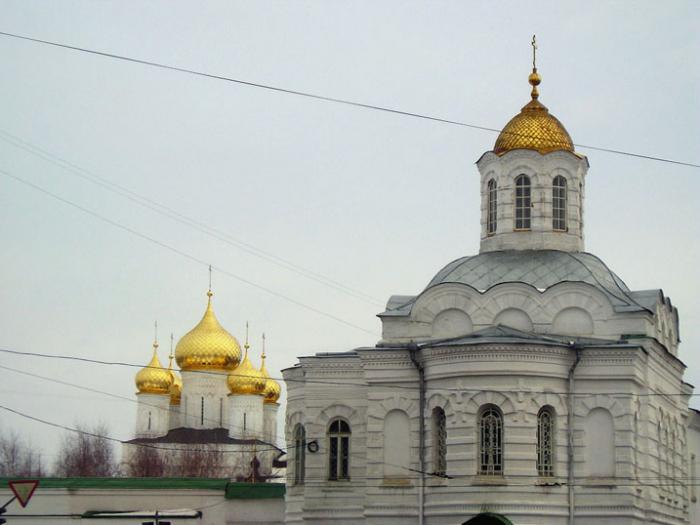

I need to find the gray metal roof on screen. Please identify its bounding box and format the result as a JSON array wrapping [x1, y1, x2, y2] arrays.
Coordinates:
[[382, 250, 651, 316]]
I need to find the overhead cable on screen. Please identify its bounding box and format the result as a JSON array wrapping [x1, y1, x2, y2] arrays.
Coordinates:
[[0, 30, 698, 169]]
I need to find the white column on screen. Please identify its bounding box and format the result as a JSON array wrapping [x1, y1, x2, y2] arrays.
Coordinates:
[[228, 394, 264, 439], [135, 393, 170, 438], [263, 403, 279, 444]]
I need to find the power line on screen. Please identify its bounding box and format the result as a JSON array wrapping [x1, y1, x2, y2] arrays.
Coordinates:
[[0, 168, 380, 337], [0, 363, 285, 450], [0, 345, 696, 398], [0, 403, 283, 455], [0, 30, 698, 169], [0, 129, 384, 307]]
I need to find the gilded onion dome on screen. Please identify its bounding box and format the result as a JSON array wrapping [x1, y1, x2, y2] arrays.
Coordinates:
[[175, 290, 242, 371], [167, 348, 182, 406], [493, 41, 574, 156], [228, 330, 266, 395], [259, 336, 281, 404], [135, 341, 173, 395]]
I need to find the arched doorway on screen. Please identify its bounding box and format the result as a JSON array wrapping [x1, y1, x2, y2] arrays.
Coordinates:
[[463, 512, 513, 525]]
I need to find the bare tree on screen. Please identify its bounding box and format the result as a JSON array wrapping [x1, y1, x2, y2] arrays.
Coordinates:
[[54, 422, 117, 477], [125, 444, 166, 477], [175, 444, 225, 477], [0, 430, 45, 477]]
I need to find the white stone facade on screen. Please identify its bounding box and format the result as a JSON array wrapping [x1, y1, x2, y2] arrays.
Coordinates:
[[283, 137, 695, 523], [129, 370, 282, 479]]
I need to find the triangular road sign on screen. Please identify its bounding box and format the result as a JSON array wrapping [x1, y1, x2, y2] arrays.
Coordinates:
[[8, 480, 39, 507]]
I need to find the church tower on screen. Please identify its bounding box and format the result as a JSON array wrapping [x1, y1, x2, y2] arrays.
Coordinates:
[[134, 336, 172, 438], [477, 38, 588, 253], [175, 289, 241, 429]]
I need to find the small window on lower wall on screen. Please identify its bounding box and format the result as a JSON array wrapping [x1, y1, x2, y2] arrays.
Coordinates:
[[537, 406, 555, 477], [478, 405, 503, 475], [328, 419, 350, 480], [432, 407, 447, 477]]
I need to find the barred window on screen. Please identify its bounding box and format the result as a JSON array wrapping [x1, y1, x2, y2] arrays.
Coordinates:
[[328, 419, 350, 480], [487, 179, 498, 235], [553, 176, 567, 231], [479, 405, 503, 475], [537, 406, 555, 477], [514, 175, 531, 230], [293, 424, 306, 485], [432, 407, 447, 476]]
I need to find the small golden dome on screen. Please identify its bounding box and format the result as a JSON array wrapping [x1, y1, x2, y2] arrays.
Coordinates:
[[228, 344, 266, 396], [259, 340, 281, 404], [166, 351, 183, 405], [175, 290, 242, 371], [135, 341, 173, 395], [493, 67, 574, 155]]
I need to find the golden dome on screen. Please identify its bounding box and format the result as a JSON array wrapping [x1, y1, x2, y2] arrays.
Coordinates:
[[167, 351, 183, 406], [135, 341, 173, 395], [493, 67, 574, 156], [259, 337, 281, 404], [175, 290, 242, 371], [228, 343, 266, 396]]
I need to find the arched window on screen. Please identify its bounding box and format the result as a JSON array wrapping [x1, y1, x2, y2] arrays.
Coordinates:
[[479, 405, 503, 475], [537, 406, 555, 477], [328, 419, 350, 480], [552, 175, 567, 231], [487, 179, 498, 235], [293, 424, 306, 485], [514, 175, 531, 230], [432, 407, 447, 476]]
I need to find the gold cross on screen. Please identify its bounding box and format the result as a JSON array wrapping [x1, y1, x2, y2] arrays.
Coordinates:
[[532, 34, 537, 69]]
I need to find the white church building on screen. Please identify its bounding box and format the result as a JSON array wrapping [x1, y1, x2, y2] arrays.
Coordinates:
[[123, 289, 284, 480], [283, 51, 700, 524]]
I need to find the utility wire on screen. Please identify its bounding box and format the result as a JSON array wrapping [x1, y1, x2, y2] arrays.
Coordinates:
[[0, 363, 285, 450], [0, 129, 384, 307], [0, 168, 380, 337], [0, 346, 696, 398], [0, 30, 698, 169], [0, 403, 283, 455]]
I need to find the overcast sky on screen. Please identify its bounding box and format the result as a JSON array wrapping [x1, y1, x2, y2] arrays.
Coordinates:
[[1, 1, 699, 464]]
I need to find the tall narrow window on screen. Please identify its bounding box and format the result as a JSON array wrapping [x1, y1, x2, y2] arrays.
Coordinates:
[[219, 398, 223, 427], [537, 406, 555, 477], [200, 396, 205, 426], [552, 175, 567, 231], [147, 411, 152, 431], [432, 407, 447, 476], [243, 413, 247, 432], [514, 175, 531, 230], [479, 405, 503, 475], [293, 424, 306, 485], [328, 419, 351, 480], [487, 179, 498, 235]]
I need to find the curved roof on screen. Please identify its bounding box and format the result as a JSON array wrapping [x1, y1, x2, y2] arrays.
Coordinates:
[[382, 250, 648, 316]]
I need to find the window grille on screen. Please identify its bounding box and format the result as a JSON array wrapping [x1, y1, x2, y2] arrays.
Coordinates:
[[514, 175, 531, 230], [293, 424, 306, 485], [200, 396, 204, 426], [479, 406, 503, 475], [552, 176, 567, 231], [328, 419, 351, 480], [433, 408, 447, 476], [487, 179, 498, 235], [537, 407, 555, 477]]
